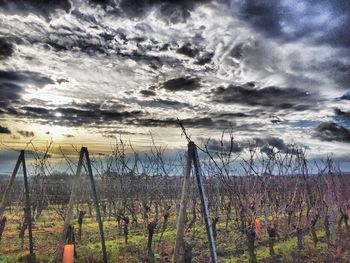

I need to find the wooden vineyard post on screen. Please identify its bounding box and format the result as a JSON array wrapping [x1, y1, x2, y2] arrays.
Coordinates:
[[173, 142, 194, 263], [83, 147, 108, 263], [54, 147, 107, 263], [0, 150, 35, 262], [22, 150, 35, 262], [173, 141, 217, 263], [192, 143, 218, 263], [54, 149, 84, 263], [0, 151, 22, 219]]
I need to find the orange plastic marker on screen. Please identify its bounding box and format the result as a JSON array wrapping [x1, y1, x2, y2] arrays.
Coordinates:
[[255, 218, 262, 237], [62, 244, 74, 263]]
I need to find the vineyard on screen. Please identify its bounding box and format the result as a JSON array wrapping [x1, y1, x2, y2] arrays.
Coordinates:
[[1, 136, 350, 263]]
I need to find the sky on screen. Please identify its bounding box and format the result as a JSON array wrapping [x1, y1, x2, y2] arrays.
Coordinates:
[[0, 0, 349, 172]]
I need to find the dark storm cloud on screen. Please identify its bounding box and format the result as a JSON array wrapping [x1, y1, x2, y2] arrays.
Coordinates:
[[162, 76, 201, 92], [0, 82, 22, 108], [157, 0, 210, 24], [136, 98, 194, 110], [21, 106, 50, 116], [9, 103, 234, 129], [37, 26, 183, 71], [316, 1, 350, 48], [41, 24, 121, 55], [129, 116, 233, 129], [140, 89, 156, 97], [10, 105, 144, 127], [0, 70, 54, 110], [338, 91, 350, 101], [0, 125, 11, 134], [313, 61, 350, 90], [211, 82, 316, 111], [1, 0, 210, 73], [233, 0, 350, 48], [89, 0, 210, 22], [176, 43, 214, 65], [195, 52, 214, 65], [177, 43, 200, 58], [0, 0, 71, 19], [314, 122, 350, 143], [202, 136, 295, 154], [8, 0, 349, 50], [229, 43, 244, 60], [254, 137, 294, 154], [236, 1, 282, 36], [334, 108, 350, 120], [0, 70, 54, 87], [0, 37, 14, 59], [209, 109, 264, 119], [55, 107, 143, 124], [202, 138, 243, 153], [17, 130, 34, 138]]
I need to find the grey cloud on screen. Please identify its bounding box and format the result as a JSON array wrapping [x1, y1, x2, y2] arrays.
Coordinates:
[[233, 0, 350, 48], [210, 110, 261, 119], [102, 129, 148, 137], [314, 122, 350, 143], [254, 137, 293, 154], [0, 125, 11, 134], [39, 26, 181, 71], [195, 52, 214, 65], [202, 136, 296, 154], [0, 0, 71, 19], [9, 105, 144, 128], [17, 130, 34, 138], [317, 1, 350, 48], [236, 1, 282, 36], [177, 43, 200, 58], [1, 1, 206, 74], [140, 89, 156, 97], [53, 107, 143, 126], [334, 108, 350, 120], [177, 43, 214, 65], [0, 70, 54, 87], [11, 94, 249, 130], [89, 0, 210, 22], [0, 82, 22, 108], [21, 106, 50, 115], [315, 61, 350, 90], [0, 37, 14, 59], [338, 91, 350, 101], [229, 43, 244, 60], [136, 98, 194, 110], [5, 106, 234, 129], [129, 116, 233, 129], [211, 82, 317, 111], [162, 76, 201, 92], [201, 138, 243, 153], [0, 70, 54, 110]]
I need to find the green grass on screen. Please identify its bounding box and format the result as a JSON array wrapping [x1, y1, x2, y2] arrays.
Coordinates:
[[1, 207, 350, 262]]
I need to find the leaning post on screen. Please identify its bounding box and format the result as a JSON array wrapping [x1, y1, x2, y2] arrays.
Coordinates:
[[84, 147, 108, 263], [22, 150, 35, 262], [192, 144, 218, 263], [173, 142, 194, 263], [54, 148, 84, 263], [0, 151, 22, 219]]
